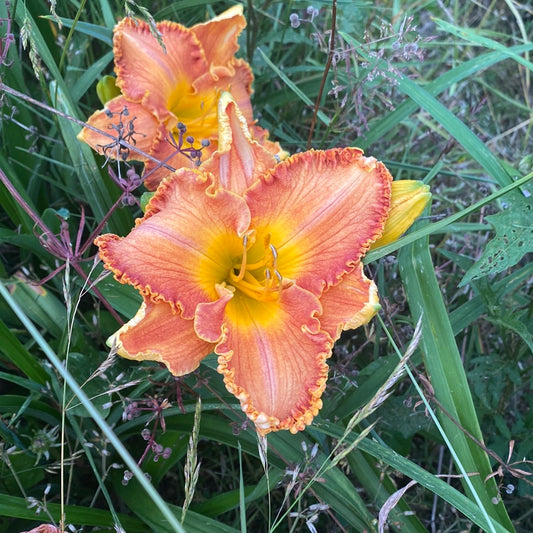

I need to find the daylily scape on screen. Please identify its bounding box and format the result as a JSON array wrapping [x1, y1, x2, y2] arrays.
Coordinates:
[[78, 5, 284, 190], [95, 94, 430, 434]]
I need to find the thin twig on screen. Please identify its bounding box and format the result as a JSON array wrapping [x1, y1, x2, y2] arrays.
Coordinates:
[[0, 81, 175, 171]]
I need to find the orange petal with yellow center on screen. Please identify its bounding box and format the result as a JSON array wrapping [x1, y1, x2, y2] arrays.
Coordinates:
[[192, 59, 255, 125], [196, 283, 331, 434], [111, 298, 214, 375], [191, 5, 246, 74], [170, 59, 254, 142], [201, 92, 279, 195], [114, 18, 207, 122], [143, 62, 256, 190], [246, 148, 392, 296], [77, 96, 158, 160], [319, 263, 381, 342], [95, 169, 251, 318]]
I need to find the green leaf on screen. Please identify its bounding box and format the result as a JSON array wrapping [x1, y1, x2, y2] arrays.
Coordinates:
[[0, 320, 48, 384], [316, 421, 513, 533], [433, 19, 533, 71], [72, 50, 114, 102], [0, 395, 60, 427], [256, 47, 331, 126], [94, 271, 143, 318], [461, 194, 533, 285], [358, 43, 533, 150], [340, 31, 515, 188], [42, 16, 114, 44], [4, 276, 67, 339], [13, 5, 133, 236], [0, 452, 45, 494], [398, 216, 515, 532], [485, 313, 533, 355], [444, 260, 533, 339], [0, 157, 39, 234], [0, 280, 187, 533], [0, 493, 146, 531], [189, 482, 274, 519], [115, 473, 242, 533]]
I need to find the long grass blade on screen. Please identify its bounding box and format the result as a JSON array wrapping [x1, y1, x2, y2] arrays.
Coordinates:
[[397, 218, 515, 531], [256, 47, 331, 126], [0, 280, 188, 533]]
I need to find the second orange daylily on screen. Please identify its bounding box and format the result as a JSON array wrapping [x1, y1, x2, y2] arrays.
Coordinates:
[[78, 5, 284, 190], [95, 96, 430, 435]]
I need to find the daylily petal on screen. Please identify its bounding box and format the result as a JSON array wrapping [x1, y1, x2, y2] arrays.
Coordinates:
[[197, 283, 331, 434], [114, 18, 207, 123], [77, 96, 158, 159], [190, 5, 246, 74], [319, 263, 380, 342], [245, 148, 392, 296], [201, 92, 279, 195], [250, 123, 289, 163], [95, 169, 251, 318], [141, 123, 201, 190], [372, 180, 431, 248], [194, 283, 235, 344], [191, 59, 255, 126], [92, 95, 428, 435], [143, 61, 257, 189], [111, 298, 213, 375]]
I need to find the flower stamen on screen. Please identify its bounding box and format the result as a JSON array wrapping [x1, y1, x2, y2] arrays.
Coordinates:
[[229, 235, 285, 301], [232, 233, 249, 283]]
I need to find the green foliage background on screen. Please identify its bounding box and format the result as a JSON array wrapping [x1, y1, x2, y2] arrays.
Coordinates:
[[0, 0, 531, 532]]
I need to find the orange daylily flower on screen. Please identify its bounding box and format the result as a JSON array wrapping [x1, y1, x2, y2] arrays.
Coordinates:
[[95, 96, 429, 434], [78, 5, 284, 190]]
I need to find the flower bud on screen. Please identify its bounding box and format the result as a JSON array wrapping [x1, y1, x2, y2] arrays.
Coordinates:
[[96, 75, 121, 105], [371, 180, 431, 248]]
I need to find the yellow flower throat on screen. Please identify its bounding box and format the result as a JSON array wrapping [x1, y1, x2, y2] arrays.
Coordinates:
[[228, 233, 285, 302], [168, 86, 220, 146]]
